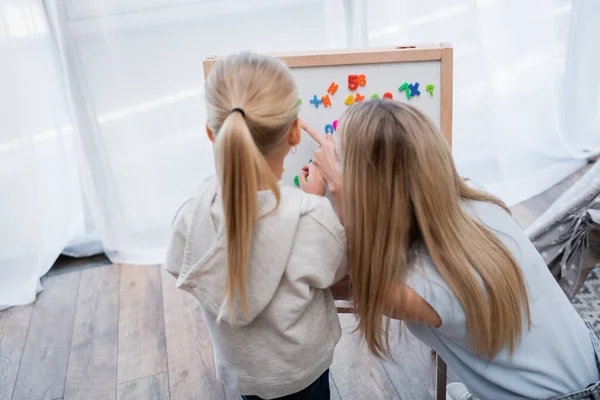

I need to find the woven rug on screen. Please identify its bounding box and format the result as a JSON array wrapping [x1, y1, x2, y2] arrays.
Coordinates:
[[572, 267, 600, 329]]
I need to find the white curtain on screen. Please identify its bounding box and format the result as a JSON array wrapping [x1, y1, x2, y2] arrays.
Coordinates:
[[365, 0, 600, 205], [0, 0, 81, 308], [45, 0, 347, 265], [1, 0, 599, 308]]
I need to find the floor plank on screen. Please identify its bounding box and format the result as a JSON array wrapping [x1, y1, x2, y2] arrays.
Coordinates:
[[0, 304, 33, 400], [118, 265, 167, 383], [330, 314, 400, 400], [12, 272, 80, 400], [116, 373, 170, 400], [64, 265, 120, 400], [382, 320, 437, 399], [161, 269, 226, 400]]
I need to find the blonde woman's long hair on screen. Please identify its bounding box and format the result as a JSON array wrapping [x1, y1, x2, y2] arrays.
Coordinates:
[[205, 52, 299, 315], [341, 100, 531, 360]]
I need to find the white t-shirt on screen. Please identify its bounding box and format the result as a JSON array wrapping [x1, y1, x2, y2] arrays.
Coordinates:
[[405, 197, 600, 399]]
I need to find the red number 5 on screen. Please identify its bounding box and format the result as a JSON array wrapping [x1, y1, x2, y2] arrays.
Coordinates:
[[348, 75, 359, 91]]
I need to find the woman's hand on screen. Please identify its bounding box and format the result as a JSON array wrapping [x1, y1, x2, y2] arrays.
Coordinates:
[[299, 162, 326, 196], [302, 122, 342, 193], [302, 120, 344, 223]]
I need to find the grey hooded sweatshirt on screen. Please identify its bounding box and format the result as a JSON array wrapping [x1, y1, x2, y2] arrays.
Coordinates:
[[164, 177, 347, 399]]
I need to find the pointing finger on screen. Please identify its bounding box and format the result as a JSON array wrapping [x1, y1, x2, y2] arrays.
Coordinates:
[[302, 121, 327, 146]]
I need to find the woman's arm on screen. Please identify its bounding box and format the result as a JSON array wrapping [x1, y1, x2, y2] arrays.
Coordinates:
[[387, 283, 442, 328], [329, 186, 344, 224]]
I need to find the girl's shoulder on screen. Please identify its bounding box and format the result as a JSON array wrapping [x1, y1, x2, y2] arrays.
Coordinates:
[[297, 189, 336, 216], [278, 187, 348, 288], [282, 187, 344, 236], [276, 184, 331, 211], [172, 177, 218, 227]]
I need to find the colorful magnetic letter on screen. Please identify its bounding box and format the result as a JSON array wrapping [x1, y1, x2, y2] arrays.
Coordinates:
[[345, 94, 354, 105], [297, 98, 302, 105], [383, 92, 393, 99], [332, 120, 338, 131], [426, 84, 434, 97], [325, 124, 334, 134], [358, 74, 367, 86], [409, 82, 421, 97], [294, 175, 300, 187], [354, 92, 365, 102], [321, 94, 332, 108], [371, 93, 379, 99], [348, 74, 359, 91], [309, 94, 322, 108], [398, 82, 410, 99], [328, 82, 339, 95]]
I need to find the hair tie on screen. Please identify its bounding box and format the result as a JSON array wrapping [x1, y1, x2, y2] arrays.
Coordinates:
[[230, 108, 246, 118]]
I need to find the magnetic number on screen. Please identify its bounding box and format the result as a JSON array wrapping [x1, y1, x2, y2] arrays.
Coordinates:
[[348, 75, 359, 91], [348, 74, 367, 91]]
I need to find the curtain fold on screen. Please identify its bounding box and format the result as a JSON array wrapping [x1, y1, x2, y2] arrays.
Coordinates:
[[0, 0, 81, 308]]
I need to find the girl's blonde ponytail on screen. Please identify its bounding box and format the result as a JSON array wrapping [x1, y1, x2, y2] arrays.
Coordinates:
[[215, 110, 280, 315], [205, 53, 298, 318]]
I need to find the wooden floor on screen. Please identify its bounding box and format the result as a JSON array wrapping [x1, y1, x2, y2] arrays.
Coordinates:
[[0, 165, 592, 400]]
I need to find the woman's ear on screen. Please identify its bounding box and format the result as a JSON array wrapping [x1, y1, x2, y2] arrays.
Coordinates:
[[288, 118, 301, 147], [206, 124, 215, 143]]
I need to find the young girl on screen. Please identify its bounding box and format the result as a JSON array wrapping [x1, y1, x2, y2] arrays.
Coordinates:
[[305, 100, 600, 400], [164, 52, 347, 400]]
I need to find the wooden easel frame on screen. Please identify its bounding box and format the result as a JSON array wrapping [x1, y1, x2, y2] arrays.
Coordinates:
[[203, 43, 453, 145], [204, 44, 453, 400]]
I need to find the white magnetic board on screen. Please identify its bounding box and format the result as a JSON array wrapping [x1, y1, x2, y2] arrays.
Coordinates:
[[285, 60, 442, 186]]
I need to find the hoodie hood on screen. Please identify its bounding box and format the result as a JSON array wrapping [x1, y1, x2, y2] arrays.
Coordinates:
[[176, 178, 301, 326]]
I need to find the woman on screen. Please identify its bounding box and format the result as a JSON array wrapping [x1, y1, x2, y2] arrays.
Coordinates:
[[303, 99, 600, 400]]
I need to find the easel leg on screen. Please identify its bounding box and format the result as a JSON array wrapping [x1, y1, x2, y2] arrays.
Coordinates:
[[436, 354, 447, 400]]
